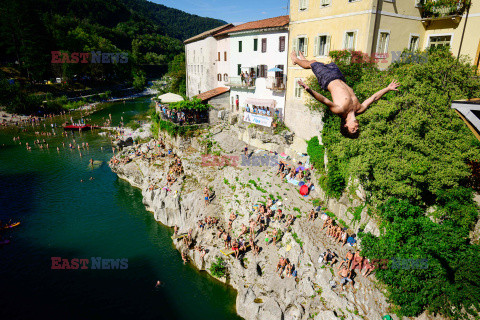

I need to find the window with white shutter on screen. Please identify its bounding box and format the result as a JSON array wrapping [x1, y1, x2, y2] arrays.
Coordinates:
[[299, 0, 308, 11], [321, 0, 331, 7], [294, 78, 303, 99], [297, 36, 308, 56], [343, 31, 356, 50], [376, 31, 390, 54], [314, 35, 330, 56], [409, 36, 419, 51]]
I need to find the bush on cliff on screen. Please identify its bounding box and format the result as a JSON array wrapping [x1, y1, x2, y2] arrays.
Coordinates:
[[360, 198, 480, 319], [209, 257, 226, 278]]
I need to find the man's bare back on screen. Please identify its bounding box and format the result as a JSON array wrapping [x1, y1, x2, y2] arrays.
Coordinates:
[[291, 51, 400, 138]]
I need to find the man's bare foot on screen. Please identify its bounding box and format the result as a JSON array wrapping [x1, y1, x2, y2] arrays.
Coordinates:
[[290, 51, 298, 65], [299, 50, 307, 60]]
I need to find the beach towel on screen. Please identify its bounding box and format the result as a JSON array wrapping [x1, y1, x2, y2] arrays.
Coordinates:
[[298, 181, 305, 186], [279, 153, 289, 160], [287, 178, 299, 186]]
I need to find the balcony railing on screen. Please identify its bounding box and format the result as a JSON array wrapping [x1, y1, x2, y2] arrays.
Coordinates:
[[266, 76, 286, 91], [226, 76, 256, 89], [418, 0, 469, 20]]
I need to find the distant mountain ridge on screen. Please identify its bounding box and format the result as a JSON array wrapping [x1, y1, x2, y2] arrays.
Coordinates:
[[120, 0, 228, 40]]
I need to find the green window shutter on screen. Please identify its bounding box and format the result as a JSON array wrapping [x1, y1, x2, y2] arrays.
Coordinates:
[[254, 39, 258, 51], [239, 41, 242, 52], [238, 64, 241, 75]]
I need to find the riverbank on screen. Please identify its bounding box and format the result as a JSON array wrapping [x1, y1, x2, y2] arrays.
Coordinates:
[[109, 122, 441, 320], [0, 87, 158, 127]]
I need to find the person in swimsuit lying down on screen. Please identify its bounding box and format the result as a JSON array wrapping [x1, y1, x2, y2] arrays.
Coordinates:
[[290, 51, 400, 139]]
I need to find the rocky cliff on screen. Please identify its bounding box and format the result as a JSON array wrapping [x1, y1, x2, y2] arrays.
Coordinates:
[[110, 124, 443, 320]]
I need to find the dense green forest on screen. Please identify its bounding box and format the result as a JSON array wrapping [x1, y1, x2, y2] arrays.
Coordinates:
[[307, 47, 480, 319], [0, 0, 224, 113]]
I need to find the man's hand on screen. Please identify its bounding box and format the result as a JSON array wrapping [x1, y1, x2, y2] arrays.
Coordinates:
[[297, 79, 309, 91], [387, 80, 400, 91]]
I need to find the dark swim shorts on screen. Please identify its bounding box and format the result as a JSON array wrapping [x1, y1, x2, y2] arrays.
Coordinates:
[[311, 62, 346, 91]]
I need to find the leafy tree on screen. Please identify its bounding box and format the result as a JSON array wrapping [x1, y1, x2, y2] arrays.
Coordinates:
[[360, 198, 480, 319], [167, 53, 186, 95], [307, 47, 480, 229], [132, 69, 146, 91]]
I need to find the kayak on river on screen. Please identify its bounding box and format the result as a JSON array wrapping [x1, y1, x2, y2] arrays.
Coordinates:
[[2, 222, 20, 230]]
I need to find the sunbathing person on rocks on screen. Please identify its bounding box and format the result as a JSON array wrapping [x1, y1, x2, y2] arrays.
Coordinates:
[[217, 227, 224, 239], [286, 262, 295, 278], [362, 258, 375, 277], [338, 250, 354, 270], [276, 160, 286, 176], [200, 247, 207, 262], [181, 250, 188, 264], [174, 225, 178, 237], [249, 219, 257, 236], [203, 186, 210, 206], [307, 209, 316, 222], [276, 257, 287, 276], [232, 239, 240, 259], [339, 229, 348, 247], [274, 209, 283, 222], [338, 264, 353, 290], [350, 250, 364, 271], [239, 224, 248, 237], [291, 50, 400, 139], [319, 249, 338, 266], [285, 214, 295, 228], [266, 198, 273, 209], [222, 232, 231, 249]]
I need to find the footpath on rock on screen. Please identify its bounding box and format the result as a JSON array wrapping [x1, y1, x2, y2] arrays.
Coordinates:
[[109, 122, 440, 320]]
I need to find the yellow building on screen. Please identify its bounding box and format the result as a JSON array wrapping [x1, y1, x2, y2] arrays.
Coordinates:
[[285, 0, 480, 146]]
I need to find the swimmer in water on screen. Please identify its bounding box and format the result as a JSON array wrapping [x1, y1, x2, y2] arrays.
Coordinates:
[[155, 280, 163, 288]]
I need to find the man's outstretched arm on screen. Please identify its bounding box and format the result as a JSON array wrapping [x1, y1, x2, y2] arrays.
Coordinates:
[[297, 80, 341, 113], [358, 80, 400, 114]]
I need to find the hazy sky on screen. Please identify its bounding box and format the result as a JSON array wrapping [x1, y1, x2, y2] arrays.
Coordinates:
[[151, 0, 290, 24]]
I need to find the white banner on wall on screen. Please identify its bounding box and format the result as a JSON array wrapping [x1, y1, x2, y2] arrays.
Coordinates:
[[243, 112, 273, 127]]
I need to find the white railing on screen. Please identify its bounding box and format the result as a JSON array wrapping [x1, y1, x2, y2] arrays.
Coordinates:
[[227, 76, 256, 88], [266, 76, 286, 91]]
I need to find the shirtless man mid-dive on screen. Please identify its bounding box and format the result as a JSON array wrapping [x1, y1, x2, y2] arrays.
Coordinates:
[[291, 51, 400, 139]]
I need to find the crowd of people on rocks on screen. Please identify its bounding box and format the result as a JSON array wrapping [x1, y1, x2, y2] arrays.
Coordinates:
[[317, 213, 376, 290], [109, 137, 183, 173], [138, 140, 375, 292]]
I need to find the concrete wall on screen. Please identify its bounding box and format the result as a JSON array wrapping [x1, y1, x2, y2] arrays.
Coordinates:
[[185, 36, 217, 98]]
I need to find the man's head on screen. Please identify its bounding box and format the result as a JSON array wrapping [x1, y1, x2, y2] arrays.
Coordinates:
[[340, 118, 360, 139]]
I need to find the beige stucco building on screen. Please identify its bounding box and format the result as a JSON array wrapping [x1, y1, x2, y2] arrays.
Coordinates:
[[285, 0, 480, 147]]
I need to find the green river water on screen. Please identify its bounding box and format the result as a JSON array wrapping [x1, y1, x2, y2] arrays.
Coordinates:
[[0, 97, 242, 320]]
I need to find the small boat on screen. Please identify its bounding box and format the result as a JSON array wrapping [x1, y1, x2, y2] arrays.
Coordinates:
[[2, 222, 20, 229]]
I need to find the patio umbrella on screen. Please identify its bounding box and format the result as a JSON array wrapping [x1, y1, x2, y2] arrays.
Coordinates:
[[158, 92, 184, 103], [268, 67, 283, 72]]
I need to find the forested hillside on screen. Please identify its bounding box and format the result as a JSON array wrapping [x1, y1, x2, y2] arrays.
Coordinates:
[[0, 0, 224, 82], [120, 0, 227, 40]]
